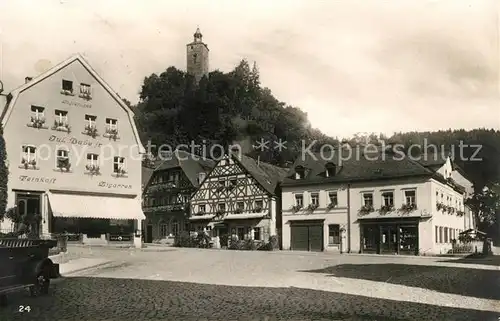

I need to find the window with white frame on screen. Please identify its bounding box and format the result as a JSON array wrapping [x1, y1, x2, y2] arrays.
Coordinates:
[[328, 191, 338, 206], [362, 193, 373, 206], [237, 202, 244, 210], [294, 194, 303, 207], [30, 106, 45, 123], [254, 200, 263, 212], [80, 83, 91, 96], [404, 190, 416, 205], [21, 145, 37, 164], [86, 153, 99, 166], [54, 109, 68, 125], [113, 156, 125, 173], [218, 203, 226, 212], [382, 191, 394, 207], [105, 118, 118, 132], [310, 193, 319, 206], [85, 114, 97, 128], [56, 149, 69, 160], [198, 204, 206, 213]]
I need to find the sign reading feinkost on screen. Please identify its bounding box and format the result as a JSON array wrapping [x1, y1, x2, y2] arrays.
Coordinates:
[[19, 175, 56, 184]]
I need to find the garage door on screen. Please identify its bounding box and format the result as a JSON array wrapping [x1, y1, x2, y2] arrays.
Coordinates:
[[290, 223, 324, 252]]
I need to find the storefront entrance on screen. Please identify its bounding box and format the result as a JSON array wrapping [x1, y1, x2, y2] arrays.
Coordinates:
[[361, 220, 419, 255], [15, 193, 42, 236]]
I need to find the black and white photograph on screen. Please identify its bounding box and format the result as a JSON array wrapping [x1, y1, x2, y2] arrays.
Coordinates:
[[0, 1, 499, 320]]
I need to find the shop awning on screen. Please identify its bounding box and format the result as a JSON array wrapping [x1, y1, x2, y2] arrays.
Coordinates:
[[48, 192, 145, 220]]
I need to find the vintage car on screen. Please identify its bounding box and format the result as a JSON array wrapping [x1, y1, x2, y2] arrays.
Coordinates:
[[0, 238, 60, 306]]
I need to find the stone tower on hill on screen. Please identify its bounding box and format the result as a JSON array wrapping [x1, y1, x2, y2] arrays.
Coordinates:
[[186, 27, 209, 83]]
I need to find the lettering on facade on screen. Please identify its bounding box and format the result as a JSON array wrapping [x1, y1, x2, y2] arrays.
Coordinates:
[[49, 135, 103, 148], [62, 99, 92, 108], [98, 181, 132, 189], [19, 175, 56, 184]]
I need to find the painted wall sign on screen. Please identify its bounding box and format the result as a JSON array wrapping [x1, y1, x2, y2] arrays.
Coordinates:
[[98, 181, 132, 189], [62, 99, 91, 108], [49, 135, 102, 148], [19, 175, 56, 184]]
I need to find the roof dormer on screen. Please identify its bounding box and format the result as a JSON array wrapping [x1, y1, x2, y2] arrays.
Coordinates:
[[325, 162, 336, 178], [295, 165, 305, 180]]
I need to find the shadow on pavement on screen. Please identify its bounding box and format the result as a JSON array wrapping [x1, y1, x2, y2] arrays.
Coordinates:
[[301, 263, 500, 300], [0, 277, 498, 321], [439, 255, 500, 267]]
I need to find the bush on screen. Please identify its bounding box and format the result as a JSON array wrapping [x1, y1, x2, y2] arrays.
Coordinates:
[[269, 235, 279, 250], [174, 231, 213, 248], [174, 231, 194, 247]]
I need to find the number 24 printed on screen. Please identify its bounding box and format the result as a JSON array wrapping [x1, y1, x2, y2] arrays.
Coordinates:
[[19, 305, 31, 312]]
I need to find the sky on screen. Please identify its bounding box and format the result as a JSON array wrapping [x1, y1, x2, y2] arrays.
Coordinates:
[[0, 0, 498, 138]]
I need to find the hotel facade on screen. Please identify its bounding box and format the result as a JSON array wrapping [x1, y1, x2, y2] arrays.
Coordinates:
[[0, 54, 146, 247]]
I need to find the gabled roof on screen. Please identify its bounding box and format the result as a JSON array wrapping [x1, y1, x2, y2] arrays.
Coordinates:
[[416, 152, 449, 167], [231, 153, 289, 195], [153, 150, 216, 187], [282, 149, 435, 186], [0, 53, 144, 153]]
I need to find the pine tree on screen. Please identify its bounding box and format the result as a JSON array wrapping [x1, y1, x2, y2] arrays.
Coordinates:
[[0, 123, 8, 221]]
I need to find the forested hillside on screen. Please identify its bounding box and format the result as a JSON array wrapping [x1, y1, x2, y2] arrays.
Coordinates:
[[134, 60, 500, 190]]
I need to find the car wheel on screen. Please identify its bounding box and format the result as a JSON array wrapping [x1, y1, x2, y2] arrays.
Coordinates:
[[29, 268, 50, 297]]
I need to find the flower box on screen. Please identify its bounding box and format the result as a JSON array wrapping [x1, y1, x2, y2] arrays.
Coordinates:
[[327, 202, 337, 210], [28, 116, 46, 129], [358, 205, 374, 216], [114, 168, 127, 177], [83, 125, 98, 138], [52, 120, 71, 133], [60, 89, 74, 96], [104, 128, 119, 140], [456, 210, 465, 216], [399, 203, 417, 214], [234, 208, 243, 214], [85, 164, 100, 175], [307, 203, 319, 212], [378, 205, 394, 215], [79, 92, 92, 100], [291, 205, 302, 213], [21, 158, 37, 170], [252, 207, 263, 213], [56, 157, 71, 172], [215, 210, 225, 218]]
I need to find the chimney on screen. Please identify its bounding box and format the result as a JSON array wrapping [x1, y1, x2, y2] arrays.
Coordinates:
[[25, 77, 33, 84]]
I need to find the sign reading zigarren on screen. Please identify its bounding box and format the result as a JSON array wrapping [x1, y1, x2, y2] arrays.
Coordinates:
[[19, 175, 56, 184], [98, 181, 132, 189], [49, 135, 103, 148]]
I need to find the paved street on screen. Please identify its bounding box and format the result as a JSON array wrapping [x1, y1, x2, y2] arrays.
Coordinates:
[[1, 247, 499, 321]]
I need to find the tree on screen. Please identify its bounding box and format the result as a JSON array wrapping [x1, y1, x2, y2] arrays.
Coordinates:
[[0, 123, 7, 221], [465, 185, 500, 251]]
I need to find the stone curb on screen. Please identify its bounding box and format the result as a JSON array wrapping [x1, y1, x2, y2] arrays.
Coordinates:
[[60, 261, 114, 276]]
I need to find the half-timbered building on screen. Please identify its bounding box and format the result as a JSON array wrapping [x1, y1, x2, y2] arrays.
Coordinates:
[[189, 153, 288, 246], [142, 149, 215, 243]]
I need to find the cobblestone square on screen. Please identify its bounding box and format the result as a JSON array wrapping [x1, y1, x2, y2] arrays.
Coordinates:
[[1, 248, 498, 321]]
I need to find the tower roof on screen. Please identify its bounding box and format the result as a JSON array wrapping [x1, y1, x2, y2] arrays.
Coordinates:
[[194, 27, 202, 40]]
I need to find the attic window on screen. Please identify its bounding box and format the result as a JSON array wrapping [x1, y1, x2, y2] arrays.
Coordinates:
[[61, 79, 73, 94], [295, 166, 305, 179], [198, 172, 206, 183], [325, 163, 336, 177]]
